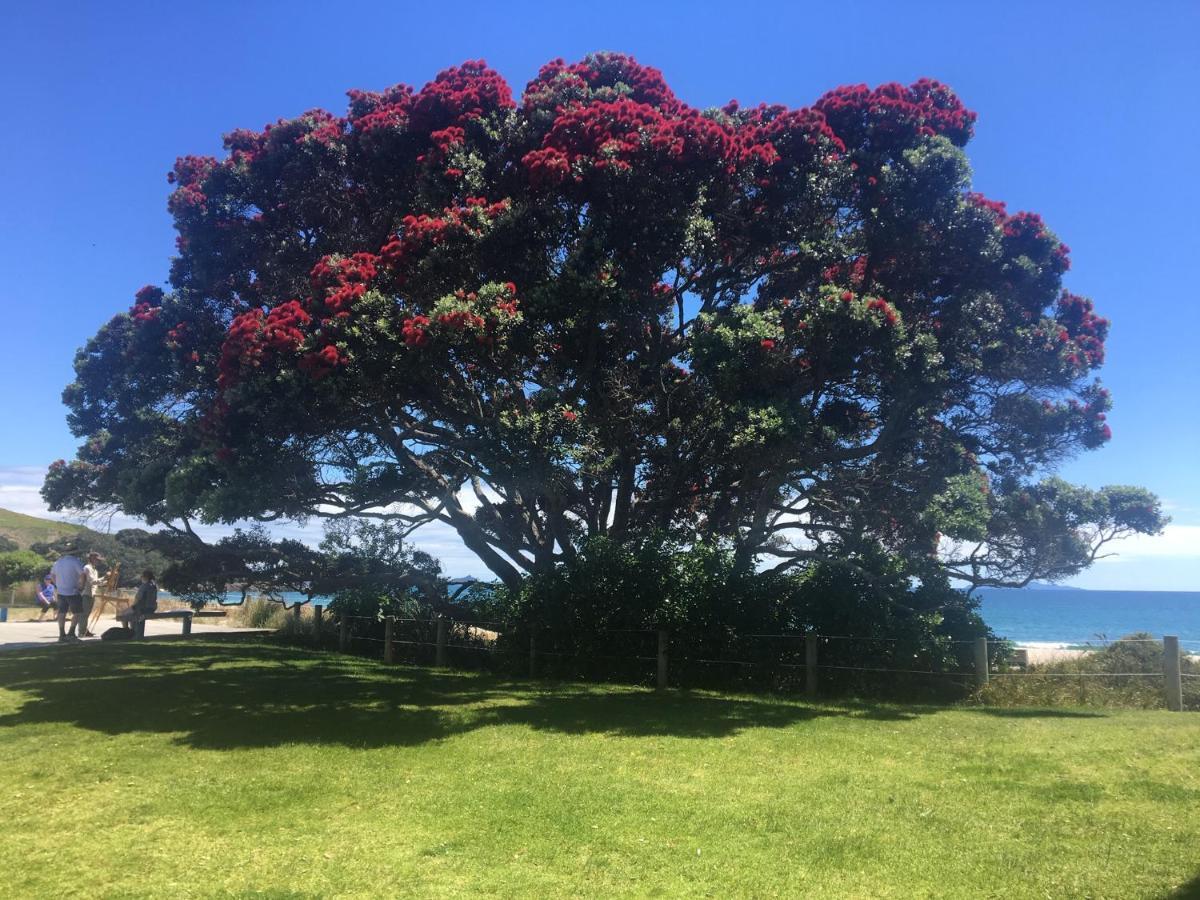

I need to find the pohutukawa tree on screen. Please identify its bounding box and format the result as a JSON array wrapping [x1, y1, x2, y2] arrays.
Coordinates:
[[46, 53, 1164, 590]]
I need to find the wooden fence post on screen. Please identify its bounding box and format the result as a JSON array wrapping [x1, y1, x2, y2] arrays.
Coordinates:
[[436, 615, 448, 667], [313, 605, 323, 645], [384, 617, 394, 664], [805, 632, 818, 698], [528, 627, 537, 678], [182, 614, 192, 637], [974, 637, 990, 689], [293, 602, 302, 624], [1164, 635, 1183, 712], [656, 629, 669, 690], [338, 615, 349, 653]]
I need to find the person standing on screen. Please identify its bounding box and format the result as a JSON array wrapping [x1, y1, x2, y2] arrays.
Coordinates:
[[80, 552, 103, 638], [49, 549, 85, 642]]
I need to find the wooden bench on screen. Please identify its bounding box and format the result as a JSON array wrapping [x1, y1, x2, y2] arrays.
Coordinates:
[[133, 609, 226, 637]]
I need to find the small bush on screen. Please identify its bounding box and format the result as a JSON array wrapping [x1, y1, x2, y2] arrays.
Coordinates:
[[229, 597, 288, 629], [277, 609, 322, 642], [980, 632, 1199, 710]]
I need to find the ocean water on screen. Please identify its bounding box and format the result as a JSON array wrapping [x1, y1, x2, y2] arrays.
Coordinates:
[[977, 588, 1200, 644]]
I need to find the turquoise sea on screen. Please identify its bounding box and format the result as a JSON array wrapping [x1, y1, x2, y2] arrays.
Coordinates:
[[977, 588, 1200, 644]]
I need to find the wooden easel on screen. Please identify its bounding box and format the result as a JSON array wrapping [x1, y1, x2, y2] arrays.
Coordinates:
[[88, 564, 128, 630]]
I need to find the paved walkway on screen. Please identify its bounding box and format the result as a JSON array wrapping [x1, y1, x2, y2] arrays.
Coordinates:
[[0, 616, 270, 651]]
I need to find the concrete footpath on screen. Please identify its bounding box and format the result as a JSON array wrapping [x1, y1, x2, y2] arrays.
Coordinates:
[[0, 616, 270, 652]]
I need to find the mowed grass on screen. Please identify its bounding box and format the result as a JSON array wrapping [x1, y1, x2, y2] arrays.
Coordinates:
[[1, 638, 1198, 899]]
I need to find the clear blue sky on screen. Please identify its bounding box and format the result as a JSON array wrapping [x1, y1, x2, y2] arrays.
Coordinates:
[[1, 1, 1197, 589]]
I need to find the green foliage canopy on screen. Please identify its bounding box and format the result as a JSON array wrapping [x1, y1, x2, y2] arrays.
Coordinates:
[[45, 54, 1165, 590], [0, 550, 50, 590]]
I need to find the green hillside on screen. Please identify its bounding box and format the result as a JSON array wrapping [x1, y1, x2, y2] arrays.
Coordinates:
[[0, 507, 84, 550]]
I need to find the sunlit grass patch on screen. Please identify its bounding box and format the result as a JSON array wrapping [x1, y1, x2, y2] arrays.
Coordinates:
[[0, 637, 1197, 898]]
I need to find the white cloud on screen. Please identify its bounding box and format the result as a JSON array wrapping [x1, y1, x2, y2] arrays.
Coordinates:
[[1091, 524, 1200, 563]]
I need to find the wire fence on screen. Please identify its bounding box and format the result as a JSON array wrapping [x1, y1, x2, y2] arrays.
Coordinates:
[[282, 611, 1198, 711]]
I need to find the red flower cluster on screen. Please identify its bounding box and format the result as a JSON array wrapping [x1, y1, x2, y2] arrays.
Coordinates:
[[425, 125, 465, 165], [166, 155, 217, 216], [221, 110, 346, 169], [217, 298, 336, 388], [489, 282, 520, 317], [295, 110, 345, 147], [309, 253, 379, 315], [524, 98, 735, 187], [298, 344, 347, 379], [521, 53, 845, 191], [262, 300, 313, 352], [969, 195, 1072, 274], [168, 183, 207, 215], [224, 127, 268, 165], [1001, 210, 1047, 241], [561, 409, 578, 422], [814, 79, 976, 151], [866, 297, 899, 326], [130, 285, 164, 323], [346, 83, 415, 135], [379, 198, 510, 272], [347, 60, 513, 142], [402, 315, 431, 347], [167, 155, 217, 187], [218, 309, 266, 388], [966, 191, 1008, 219], [823, 256, 872, 289], [732, 104, 845, 169], [1055, 291, 1108, 367], [759, 339, 776, 350], [1056, 391, 1114, 446], [437, 309, 487, 330], [409, 60, 515, 133], [524, 53, 680, 115]]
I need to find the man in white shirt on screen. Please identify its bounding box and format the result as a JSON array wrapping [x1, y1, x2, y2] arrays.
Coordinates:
[[80, 552, 103, 638], [50, 550, 85, 642]]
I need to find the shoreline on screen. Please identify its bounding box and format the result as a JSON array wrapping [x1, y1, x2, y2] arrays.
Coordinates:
[[1011, 640, 1200, 666]]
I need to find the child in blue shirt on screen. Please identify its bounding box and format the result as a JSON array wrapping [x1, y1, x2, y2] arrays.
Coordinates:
[[35, 576, 57, 620]]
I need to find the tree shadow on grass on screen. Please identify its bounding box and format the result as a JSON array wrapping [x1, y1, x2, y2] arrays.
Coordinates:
[[0, 638, 838, 749], [1167, 873, 1200, 898], [0, 636, 1106, 750], [961, 706, 1106, 719]]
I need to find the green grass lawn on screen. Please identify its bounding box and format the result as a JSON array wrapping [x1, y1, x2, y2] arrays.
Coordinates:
[[0, 506, 82, 549], [1, 637, 1198, 898]]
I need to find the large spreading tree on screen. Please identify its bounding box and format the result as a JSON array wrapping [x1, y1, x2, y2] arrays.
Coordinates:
[[46, 53, 1164, 590]]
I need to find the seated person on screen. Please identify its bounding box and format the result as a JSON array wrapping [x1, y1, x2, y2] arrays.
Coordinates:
[[35, 576, 57, 620], [116, 570, 158, 630]]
